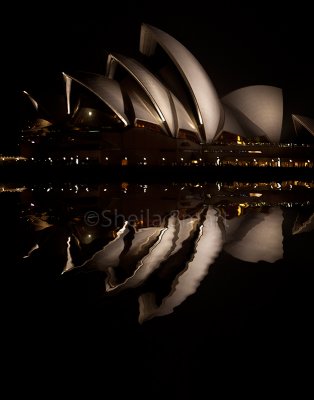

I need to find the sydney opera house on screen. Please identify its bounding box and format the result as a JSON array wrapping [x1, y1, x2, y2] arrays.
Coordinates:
[[19, 24, 314, 167]]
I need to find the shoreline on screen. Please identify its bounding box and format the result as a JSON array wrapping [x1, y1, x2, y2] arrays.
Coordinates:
[[0, 164, 313, 183]]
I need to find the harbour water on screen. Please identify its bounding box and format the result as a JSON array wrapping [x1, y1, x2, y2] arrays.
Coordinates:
[[3, 177, 313, 394]]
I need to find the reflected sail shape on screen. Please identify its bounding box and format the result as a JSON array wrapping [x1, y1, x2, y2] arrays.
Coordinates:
[[68, 222, 130, 272], [23, 243, 39, 259], [115, 226, 166, 269], [14, 181, 314, 326], [62, 236, 74, 274], [106, 215, 178, 292], [28, 215, 53, 231], [22, 216, 53, 259], [138, 206, 223, 322], [124, 227, 164, 257], [224, 207, 283, 262], [168, 213, 202, 257]]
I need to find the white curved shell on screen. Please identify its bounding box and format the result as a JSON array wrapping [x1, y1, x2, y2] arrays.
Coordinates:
[[140, 23, 222, 143], [62, 72, 129, 126], [221, 104, 246, 137], [107, 53, 198, 138], [107, 53, 177, 136], [127, 85, 165, 129], [222, 85, 283, 143]]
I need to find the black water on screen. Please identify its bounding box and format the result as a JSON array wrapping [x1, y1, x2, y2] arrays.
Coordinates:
[[3, 178, 313, 395]]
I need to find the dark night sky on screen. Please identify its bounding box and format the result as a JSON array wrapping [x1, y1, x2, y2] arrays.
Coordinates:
[[2, 4, 313, 152]]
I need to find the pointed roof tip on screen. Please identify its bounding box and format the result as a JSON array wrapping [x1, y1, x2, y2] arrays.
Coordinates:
[[140, 22, 221, 143], [292, 113, 314, 121], [292, 114, 314, 136], [292, 113, 313, 119]]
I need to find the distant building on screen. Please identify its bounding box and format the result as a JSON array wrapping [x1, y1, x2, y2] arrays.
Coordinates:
[[19, 24, 313, 167]]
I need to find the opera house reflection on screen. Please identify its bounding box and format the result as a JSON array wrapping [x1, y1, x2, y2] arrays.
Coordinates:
[[8, 179, 314, 325]]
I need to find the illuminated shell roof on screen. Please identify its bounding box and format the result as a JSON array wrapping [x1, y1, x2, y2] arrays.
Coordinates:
[[49, 25, 304, 145], [107, 53, 177, 136], [62, 71, 129, 126], [222, 85, 283, 143], [127, 85, 164, 128], [140, 23, 222, 143], [106, 53, 198, 137], [221, 104, 247, 138]]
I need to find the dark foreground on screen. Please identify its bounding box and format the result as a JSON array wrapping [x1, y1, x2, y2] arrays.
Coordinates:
[[2, 170, 313, 397]]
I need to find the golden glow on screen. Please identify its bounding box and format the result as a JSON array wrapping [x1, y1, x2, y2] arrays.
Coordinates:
[[237, 202, 249, 216], [249, 193, 263, 197], [0, 156, 27, 162], [1, 186, 26, 193]]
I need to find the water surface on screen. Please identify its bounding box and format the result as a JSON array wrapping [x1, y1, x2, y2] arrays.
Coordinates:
[[3, 179, 313, 391]]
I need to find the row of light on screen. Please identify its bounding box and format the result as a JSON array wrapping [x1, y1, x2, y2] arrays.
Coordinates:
[[8, 179, 313, 196], [235, 201, 312, 209], [9, 154, 312, 166], [0, 156, 27, 162], [26, 156, 206, 162]]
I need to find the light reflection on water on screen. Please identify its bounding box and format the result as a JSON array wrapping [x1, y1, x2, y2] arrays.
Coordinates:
[[4, 180, 314, 324]]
